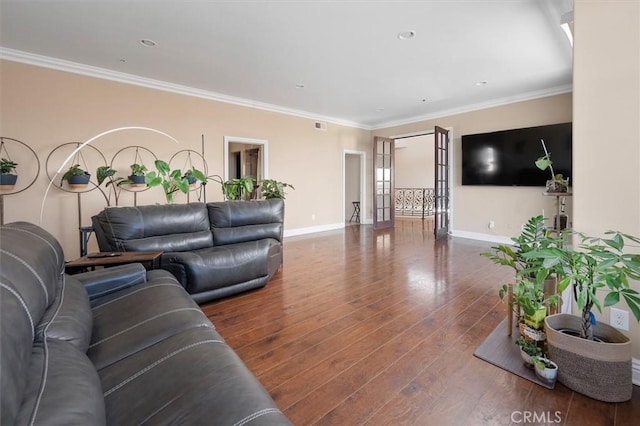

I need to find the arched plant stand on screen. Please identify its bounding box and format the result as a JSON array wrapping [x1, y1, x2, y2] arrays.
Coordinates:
[[46, 142, 107, 255], [169, 149, 209, 203], [110, 145, 157, 206], [0, 137, 40, 225]]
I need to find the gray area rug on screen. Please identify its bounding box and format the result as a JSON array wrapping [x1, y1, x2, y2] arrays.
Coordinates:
[[473, 318, 555, 389]]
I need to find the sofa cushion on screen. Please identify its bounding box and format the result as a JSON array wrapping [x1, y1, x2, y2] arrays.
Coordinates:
[[15, 339, 106, 426], [0, 280, 36, 425], [164, 239, 277, 294], [98, 326, 290, 425], [0, 222, 64, 324], [37, 275, 93, 353], [92, 203, 213, 252], [88, 271, 212, 370], [207, 199, 284, 245]]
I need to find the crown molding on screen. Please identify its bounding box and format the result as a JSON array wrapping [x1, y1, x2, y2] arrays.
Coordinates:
[[0, 47, 370, 130], [371, 84, 573, 130]]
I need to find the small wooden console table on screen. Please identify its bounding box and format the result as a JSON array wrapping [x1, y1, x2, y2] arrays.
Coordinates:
[[65, 251, 163, 274]]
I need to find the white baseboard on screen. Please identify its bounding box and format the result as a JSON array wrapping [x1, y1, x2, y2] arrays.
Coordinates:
[[634, 358, 640, 386], [284, 222, 345, 238], [450, 229, 512, 245]]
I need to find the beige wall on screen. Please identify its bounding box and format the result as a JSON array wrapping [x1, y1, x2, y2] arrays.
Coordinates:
[[573, 0, 640, 359], [395, 134, 434, 189], [0, 60, 371, 258], [375, 93, 573, 239]]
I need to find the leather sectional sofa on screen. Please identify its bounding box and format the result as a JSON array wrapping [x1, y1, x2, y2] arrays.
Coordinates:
[[91, 199, 284, 304], [0, 221, 291, 425]]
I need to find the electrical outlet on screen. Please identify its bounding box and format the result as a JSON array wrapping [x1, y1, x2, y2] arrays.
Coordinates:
[[488, 220, 495, 229], [610, 307, 629, 331]]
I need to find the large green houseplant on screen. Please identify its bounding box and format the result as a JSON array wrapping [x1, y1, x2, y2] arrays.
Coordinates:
[[145, 160, 206, 203], [524, 230, 640, 339], [481, 215, 560, 330], [522, 228, 640, 402], [260, 179, 294, 199]]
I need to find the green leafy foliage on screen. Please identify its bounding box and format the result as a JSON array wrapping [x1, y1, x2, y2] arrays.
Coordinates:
[[129, 163, 148, 176], [482, 215, 560, 320], [516, 336, 542, 357], [144, 160, 206, 203], [222, 176, 255, 200], [60, 164, 89, 185], [523, 230, 640, 339], [0, 158, 18, 174], [260, 179, 295, 199]]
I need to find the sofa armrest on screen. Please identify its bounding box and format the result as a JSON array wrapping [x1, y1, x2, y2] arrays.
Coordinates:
[[72, 263, 147, 300]]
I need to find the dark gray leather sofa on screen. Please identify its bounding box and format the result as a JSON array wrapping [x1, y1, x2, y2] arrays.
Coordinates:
[[91, 199, 284, 304], [0, 221, 291, 425]]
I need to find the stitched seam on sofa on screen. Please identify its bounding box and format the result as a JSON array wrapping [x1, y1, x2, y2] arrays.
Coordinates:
[[0, 282, 35, 340], [88, 276, 148, 299], [0, 249, 49, 304], [89, 308, 208, 348], [91, 283, 180, 311], [103, 339, 224, 397], [233, 408, 284, 426], [36, 274, 67, 335], [28, 276, 62, 426], [3, 227, 61, 267], [103, 208, 128, 252]]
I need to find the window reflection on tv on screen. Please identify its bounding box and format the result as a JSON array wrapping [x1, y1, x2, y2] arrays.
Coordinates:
[[461, 123, 572, 186]]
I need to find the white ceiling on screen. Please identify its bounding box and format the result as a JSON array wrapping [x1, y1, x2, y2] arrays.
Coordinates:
[[0, 0, 573, 129]]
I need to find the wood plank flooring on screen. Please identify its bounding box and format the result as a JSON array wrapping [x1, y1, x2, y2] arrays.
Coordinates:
[[200, 219, 639, 425]]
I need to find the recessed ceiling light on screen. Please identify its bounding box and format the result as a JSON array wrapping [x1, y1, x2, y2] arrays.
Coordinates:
[[397, 30, 416, 40], [140, 39, 157, 47], [295, 84, 305, 89], [375, 108, 385, 113], [475, 81, 488, 86], [119, 59, 126, 63], [421, 98, 428, 103]]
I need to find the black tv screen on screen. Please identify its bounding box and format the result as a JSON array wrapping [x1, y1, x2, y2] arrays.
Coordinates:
[[461, 122, 572, 186]]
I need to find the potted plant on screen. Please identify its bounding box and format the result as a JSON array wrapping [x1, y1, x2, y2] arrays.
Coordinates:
[[482, 215, 560, 336], [260, 179, 295, 199], [128, 163, 148, 187], [145, 160, 206, 203], [221, 176, 256, 200], [515, 336, 542, 368], [0, 158, 18, 190], [532, 356, 558, 385], [535, 138, 569, 193], [182, 167, 206, 187], [60, 164, 91, 188], [523, 229, 640, 402]]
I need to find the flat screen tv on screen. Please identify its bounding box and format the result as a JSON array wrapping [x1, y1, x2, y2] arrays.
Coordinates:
[[461, 122, 572, 186]]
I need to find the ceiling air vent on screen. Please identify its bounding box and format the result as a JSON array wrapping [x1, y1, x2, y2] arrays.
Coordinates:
[[314, 121, 327, 131]]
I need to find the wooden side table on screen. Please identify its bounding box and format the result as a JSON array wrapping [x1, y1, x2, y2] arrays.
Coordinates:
[[65, 251, 163, 274]]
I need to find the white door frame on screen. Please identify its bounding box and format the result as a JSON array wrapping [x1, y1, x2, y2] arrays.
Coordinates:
[[223, 136, 269, 181], [343, 150, 367, 224]]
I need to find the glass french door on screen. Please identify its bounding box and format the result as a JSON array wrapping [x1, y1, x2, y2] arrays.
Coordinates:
[[434, 126, 450, 239], [373, 136, 394, 230]]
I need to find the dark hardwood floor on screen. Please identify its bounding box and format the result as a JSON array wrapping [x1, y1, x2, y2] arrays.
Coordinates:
[[200, 219, 639, 425]]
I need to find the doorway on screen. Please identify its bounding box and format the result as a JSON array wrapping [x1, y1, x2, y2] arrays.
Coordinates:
[[344, 150, 366, 225], [223, 136, 268, 182], [373, 128, 452, 237]]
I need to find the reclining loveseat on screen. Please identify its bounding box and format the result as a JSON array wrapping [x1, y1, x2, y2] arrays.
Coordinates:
[[0, 221, 291, 425], [91, 199, 284, 304]]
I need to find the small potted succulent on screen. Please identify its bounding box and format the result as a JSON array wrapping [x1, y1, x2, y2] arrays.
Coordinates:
[[0, 158, 18, 190], [61, 164, 91, 189], [532, 356, 558, 385], [128, 163, 148, 187], [516, 336, 542, 368], [535, 138, 569, 193]]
